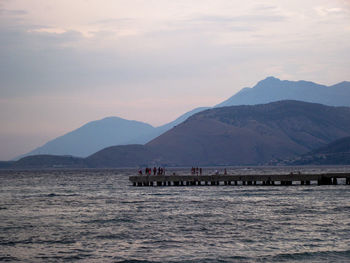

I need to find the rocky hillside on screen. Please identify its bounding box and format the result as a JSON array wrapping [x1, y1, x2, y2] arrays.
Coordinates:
[[145, 100, 350, 166], [288, 136, 350, 165]]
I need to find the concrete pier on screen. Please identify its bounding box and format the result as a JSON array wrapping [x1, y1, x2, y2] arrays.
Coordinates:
[[129, 173, 350, 187]]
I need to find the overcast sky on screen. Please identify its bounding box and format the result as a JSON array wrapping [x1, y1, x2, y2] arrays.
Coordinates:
[[1, 0, 350, 160]]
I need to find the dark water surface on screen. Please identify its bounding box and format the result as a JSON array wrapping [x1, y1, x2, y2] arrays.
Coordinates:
[[1, 167, 350, 262]]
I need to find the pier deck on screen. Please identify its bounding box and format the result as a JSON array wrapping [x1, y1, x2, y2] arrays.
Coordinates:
[[129, 173, 350, 186]]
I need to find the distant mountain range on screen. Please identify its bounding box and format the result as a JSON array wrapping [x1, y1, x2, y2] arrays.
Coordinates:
[[15, 76, 350, 160], [5, 100, 350, 169]]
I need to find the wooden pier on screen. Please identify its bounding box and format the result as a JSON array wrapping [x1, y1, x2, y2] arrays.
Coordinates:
[[129, 173, 350, 187]]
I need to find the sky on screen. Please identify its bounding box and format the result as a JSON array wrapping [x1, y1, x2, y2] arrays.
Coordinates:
[[1, 0, 350, 160]]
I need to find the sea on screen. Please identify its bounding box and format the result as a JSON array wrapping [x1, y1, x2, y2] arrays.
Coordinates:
[[1, 166, 350, 263]]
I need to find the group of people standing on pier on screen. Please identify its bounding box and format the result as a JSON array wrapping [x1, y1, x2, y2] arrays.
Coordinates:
[[215, 168, 227, 175], [138, 167, 165, 176], [191, 167, 228, 175], [137, 167, 229, 176], [191, 167, 202, 175]]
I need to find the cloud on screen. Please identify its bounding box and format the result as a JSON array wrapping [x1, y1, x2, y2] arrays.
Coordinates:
[[29, 27, 68, 34], [253, 5, 279, 11], [179, 13, 286, 34], [315, 6, 350, 17], [0, 8, 27, 16], [190, 14, 286, 23], [90, 18, 135, 26], [337, 0, 350, 9]]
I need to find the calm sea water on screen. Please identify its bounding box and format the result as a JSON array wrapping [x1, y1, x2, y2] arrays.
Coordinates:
[[1, 167, 350, 263]]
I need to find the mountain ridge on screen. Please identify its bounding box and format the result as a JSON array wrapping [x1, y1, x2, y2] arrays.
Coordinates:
[[6, 100, 350, 168], [216, 76, 350, 107]]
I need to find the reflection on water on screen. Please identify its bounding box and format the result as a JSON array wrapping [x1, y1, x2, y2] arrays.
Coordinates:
[[1, 167, 350, 262]]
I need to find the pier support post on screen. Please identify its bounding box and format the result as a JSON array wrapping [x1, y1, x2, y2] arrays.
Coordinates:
[[318, 177, 332, 185], [332, 178, 337, 185]]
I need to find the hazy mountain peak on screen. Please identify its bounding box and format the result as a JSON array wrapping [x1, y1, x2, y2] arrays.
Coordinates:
[[16, 116, 156, 159], [216, 76, 348, 108], [256, 76, 281, 86], [254, 77, 321, 90], [16, 108, 210, 159]]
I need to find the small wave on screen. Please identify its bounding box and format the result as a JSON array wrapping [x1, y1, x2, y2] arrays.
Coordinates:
[[120, 200, 147, 204], [44, 193, 79, 197], [84, 217, 136, 224], [268, 249, 350, 262], [0, 256, 19, 262], [96, 233, 130, 240], [114, 257, 253, 263], [332, 206, 350, 212], [151, 193, 174, 196], [0, 238, 76, 246], [36, 253, 91, 261]]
